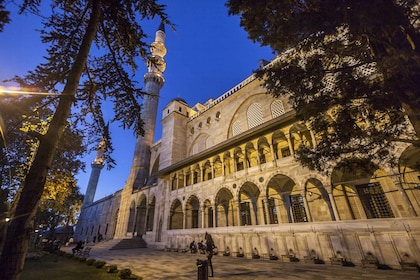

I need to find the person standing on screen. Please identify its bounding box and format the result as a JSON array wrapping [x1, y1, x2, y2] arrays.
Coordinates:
[[205, 232, 214, 277]]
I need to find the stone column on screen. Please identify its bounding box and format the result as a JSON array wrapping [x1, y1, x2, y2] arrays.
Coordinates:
[[302, 191, 312, 222]]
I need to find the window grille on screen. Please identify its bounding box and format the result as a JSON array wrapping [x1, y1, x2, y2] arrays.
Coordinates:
[[271, 100, 285, 118], [356, 183, 394, 219], [268, 198, 278, 224], [247, 103, 264, 129], [240, 202, 251, 225], [290, 194, 307, 222], [232, 120, 241, 136]]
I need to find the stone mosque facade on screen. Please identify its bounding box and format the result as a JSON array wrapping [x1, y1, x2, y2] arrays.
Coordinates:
[[74, 24, 420, 269]]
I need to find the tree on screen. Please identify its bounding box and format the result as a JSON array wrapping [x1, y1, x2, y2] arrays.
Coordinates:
[[34, 174, 83, 242], [0, 1, 170, 279], [226, 0, 420, 172], [0, 0, 10, 32], [0, 94, 85, 259]]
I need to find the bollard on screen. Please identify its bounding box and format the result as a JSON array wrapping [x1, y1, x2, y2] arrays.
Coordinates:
[[196, 259, 208, 280]]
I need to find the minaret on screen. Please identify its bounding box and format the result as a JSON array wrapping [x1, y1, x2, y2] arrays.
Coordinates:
[[82, 140, 105, 206], [128, 22, 167, 189]]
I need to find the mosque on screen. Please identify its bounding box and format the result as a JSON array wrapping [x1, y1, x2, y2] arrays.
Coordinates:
[[74, 23, 420, 269]]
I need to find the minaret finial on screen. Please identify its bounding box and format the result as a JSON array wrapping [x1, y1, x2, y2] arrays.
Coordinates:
[[158, 21, 165, 33]]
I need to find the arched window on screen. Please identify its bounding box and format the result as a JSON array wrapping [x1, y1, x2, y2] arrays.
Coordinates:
[[247, 103, 264, 129], [232, 120, 241, 136], [271, 100, 285, 118]]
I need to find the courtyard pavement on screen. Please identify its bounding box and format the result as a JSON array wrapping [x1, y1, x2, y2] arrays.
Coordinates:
[[62, 241, 420, 280]]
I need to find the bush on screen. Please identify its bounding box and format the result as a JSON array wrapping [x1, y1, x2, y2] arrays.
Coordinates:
[[79, 257, 87, 263], [118, 268, 132, 279], [106, 264, 118, 273], [86, 258, 96, 265], [94, 260, 106, 268]]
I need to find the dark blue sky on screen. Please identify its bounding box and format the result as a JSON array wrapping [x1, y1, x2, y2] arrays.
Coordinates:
[[0, 0, 273, 200]]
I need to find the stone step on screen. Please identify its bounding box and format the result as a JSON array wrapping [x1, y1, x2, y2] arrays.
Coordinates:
[[110, 238, 147, 250]]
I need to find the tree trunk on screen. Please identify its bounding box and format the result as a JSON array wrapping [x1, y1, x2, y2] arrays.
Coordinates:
[[0, 1, 101, 279]]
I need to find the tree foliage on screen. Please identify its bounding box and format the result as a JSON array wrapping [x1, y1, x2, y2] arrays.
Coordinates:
[[0, 0, 10, 32], [227, 0, 420, 172], [0, 1, 170, 279], [35, 173, 83, 238]]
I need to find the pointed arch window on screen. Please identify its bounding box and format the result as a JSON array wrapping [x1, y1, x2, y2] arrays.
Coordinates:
[[271, 100, 285, 118], [247, 103, 264, 129], [232, 120, 241, 136]]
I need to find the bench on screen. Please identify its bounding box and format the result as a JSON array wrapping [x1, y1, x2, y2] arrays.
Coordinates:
[[75, 247, 92, 258], [361, 252, 379, 268]]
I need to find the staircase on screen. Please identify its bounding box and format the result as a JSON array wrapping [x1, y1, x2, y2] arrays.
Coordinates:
[[110, 237, 147, 250]]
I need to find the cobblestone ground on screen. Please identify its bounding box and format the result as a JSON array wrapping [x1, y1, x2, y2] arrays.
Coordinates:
[[61, 243, 420, 280]]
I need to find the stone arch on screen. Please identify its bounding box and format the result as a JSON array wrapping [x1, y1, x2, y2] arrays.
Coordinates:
[[149, 154, 160, 185], [238, 182, 261, 225], [146, 196, 156, 232], [305, 178, 334, 222], [189, 133, 210, 156], [192, 163, 201, 184], [234, 147, 245, 171], [213, 155, 223, 178], [289, 122, 313, 154], [399, 145, 420, 216], [185, 195, 200, 229], [266, 174, 306, 223], [223, 151, 234, 176], [215, 188, 236, 227], [169, 199, 183, 230], [331, 158, 394, 220], [135, 194, 147, 236], [202, 160, 212, 181], [203, 199, 213, 228], [272, 129, 290, 159], [258, 136, 273, 164], [245, 142, 258, 168], [127, 200, 136, 233]]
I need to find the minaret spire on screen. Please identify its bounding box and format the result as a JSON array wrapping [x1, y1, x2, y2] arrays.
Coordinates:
[[126, 22, 167, 190], [82, 140, 105, 206]]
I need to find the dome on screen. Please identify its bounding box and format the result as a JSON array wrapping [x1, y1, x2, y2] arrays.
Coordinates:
[[168, 97, 188, 106]]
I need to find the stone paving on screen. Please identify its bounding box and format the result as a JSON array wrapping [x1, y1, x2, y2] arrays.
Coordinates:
[[62, 241, 420, 280]]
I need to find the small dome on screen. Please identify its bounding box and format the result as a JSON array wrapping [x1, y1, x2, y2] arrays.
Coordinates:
[[168, 97, 188, 106]]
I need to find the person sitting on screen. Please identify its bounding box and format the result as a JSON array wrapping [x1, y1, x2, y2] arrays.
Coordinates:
[[189, 240, 197, 253], [269, 248, 279, 260], [198, 240, 206, 254], [237, 247, 244, 258], [223, 246, 231, 256], [252, 247, 261, 259], [72, 241, 83, 255]]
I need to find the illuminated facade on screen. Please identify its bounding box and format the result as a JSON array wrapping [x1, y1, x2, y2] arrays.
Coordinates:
[[75, 24, 420, 269]]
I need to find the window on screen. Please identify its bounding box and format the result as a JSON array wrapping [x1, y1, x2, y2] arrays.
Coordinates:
[[356, 183, 394, 219], [247, 103, 264, 129], [281, 147, 291, 157], [271, 100, 285, 118], [240, 202, 251, 225], [290, 195, 307, 222], [268, 198, 278, 224], [232, 121, 241, 136]]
